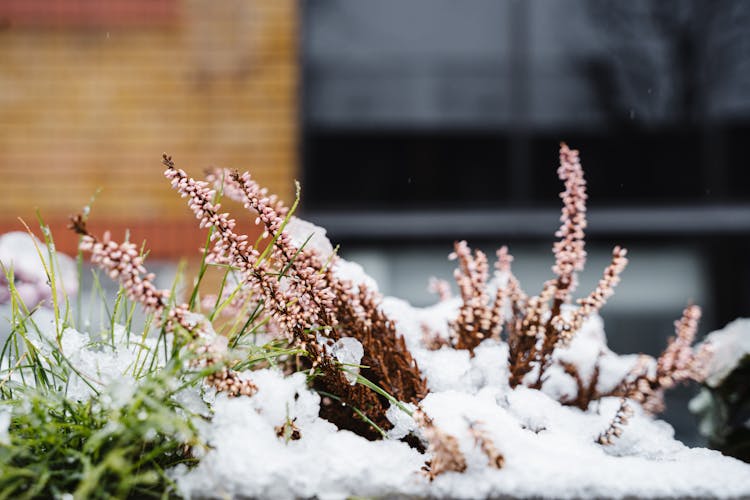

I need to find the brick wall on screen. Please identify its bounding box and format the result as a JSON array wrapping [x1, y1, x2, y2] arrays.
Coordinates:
[[0, 0, 298, 257]]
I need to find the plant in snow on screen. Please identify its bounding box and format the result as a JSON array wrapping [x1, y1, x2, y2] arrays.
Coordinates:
[[70, 215, 257, 398], [201, 161, 427, 437], [438, 144, 712, 433], [596, 398, 634, 445], [428, 277, 453, 302], [616, 303, 710, 414], [413, 408, 468, 479], [1, 144, 749, 499], [467, 419, 505, 469]]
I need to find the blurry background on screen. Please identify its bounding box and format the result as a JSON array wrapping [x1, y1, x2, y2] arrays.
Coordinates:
[[1, 0, 749, 444], [0, 0, 297, 254]]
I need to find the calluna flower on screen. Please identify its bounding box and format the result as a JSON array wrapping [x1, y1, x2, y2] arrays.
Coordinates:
[[70, 215, 257, 398], [427, 277, 452, 302]]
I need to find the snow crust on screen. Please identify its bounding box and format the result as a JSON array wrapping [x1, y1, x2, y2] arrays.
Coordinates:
[[285, 216, 334, 258], [5, 224, 750, 499], [13, 307, 750, 500], [699, 318, 750, 387], [20, 309, 169, 404], [172, 263, 750, 499]]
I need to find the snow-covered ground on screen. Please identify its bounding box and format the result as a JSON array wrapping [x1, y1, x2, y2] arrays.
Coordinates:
[[171, 296, 750, 499], [5, 226, 750, 499]]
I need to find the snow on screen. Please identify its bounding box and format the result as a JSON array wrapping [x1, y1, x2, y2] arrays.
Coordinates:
[[172, 271, 750, 499], [699, 318, 750, 387], [3, 225, 750, 498], [284, 216, 334, 258], [333, 258, 379, 293], [19, 308, 169, 403], [173, 370, 426, 500], [0, 409, 9, 445], [174, 362, 750, 499], [0, 231, 78, 307], [329, 337, 364, 384], [419, 388, 750, 499]]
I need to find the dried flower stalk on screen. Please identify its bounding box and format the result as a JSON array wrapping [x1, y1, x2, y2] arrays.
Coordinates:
[[428, 277, 452, 302], [467, 420, 504, 469], [597, 398, 634, 445], [414, 409, 467, 480], [619, 304, 709, 414], [450, 241, 494, 354], [552, 143, 588, 301]]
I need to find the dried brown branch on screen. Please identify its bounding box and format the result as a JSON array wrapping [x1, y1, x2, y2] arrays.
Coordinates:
[[560, 354, 603, 410], [597, 398, 634, 445], [414, 409, 467, 480], [421, 322, 452, 351], [467, 420, 504, 469], [616, 304, 710, 414]]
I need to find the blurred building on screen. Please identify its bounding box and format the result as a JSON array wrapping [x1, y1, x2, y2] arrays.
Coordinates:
[[301, 0, 750, 444], [0, 0, 299, 257], [301, 0, 750, 326]]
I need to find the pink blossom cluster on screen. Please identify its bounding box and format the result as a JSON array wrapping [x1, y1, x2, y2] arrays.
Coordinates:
[[226, 170, 336, 328], [552, 143, 588, 300], [450, 241, 493, 345], [205, 167, 288, 219], [192, 340, 258, 397], [76, 218, 256, 397], [621, 305, 711, 414], [597, 398, 634, 445], [164, 159, 324, 351], [570, 246, 629, 336], [657, 304, 705, 386], [81, 232, 171, 316], [427, 277, 452, 302], [165, 164, 287, 321], [495, 246, 527, 314], [79, 230, 201, 335]]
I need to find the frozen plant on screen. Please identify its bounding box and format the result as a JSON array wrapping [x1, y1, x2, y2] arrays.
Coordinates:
[[3, 142, 748, 499], [201, 161, 427, 437], [70, 215, 257, 398], [437, 143, 713, 441]]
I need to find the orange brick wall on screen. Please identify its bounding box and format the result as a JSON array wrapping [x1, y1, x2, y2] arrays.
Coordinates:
[[0, 0, 298, 257]]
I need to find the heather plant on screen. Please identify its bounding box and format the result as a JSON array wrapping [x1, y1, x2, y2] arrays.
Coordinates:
[[0, 213, 301, 498], [0, 144, 742, 499], [0, 219, 194, 498], [438, 143, 713, 444]]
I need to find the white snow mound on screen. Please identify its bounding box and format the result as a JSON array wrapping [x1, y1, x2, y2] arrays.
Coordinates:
[[173, 296, 750, 499]]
